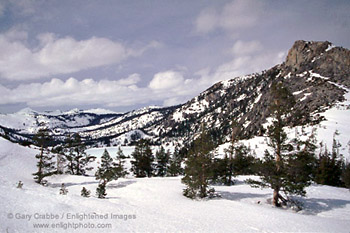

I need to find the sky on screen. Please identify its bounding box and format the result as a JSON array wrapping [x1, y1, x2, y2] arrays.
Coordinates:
[[0, 0, 350, 114]]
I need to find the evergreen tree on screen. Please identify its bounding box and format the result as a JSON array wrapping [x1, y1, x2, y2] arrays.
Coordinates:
[[222, 121, 241, 185], [51, 145, 66, 174], [315, 136, 343, 187], [182, 125, 216, 199], [96, 183, 107, 199], [232, 144, 256, 175], [211, 157, 229, 184], [167, 147, 183, 176], [59, 183, 68, 195], [81, 187, 91, 197], [116, 146, 127, 159], [65, 133, 95, 175], [342, 162, 350, 189], [130, 139, 154, 177], [213, 144, 255, 185], [115, 148, 128, 178], [95, 149, 123, 198], [32, 128, 55, 185], [247, 82, 315, 207], [155, 146, 169, 177], [64, 134, 75, 175]]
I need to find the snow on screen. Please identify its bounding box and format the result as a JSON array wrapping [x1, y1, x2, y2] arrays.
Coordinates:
[[284, 72, 292, 79], [325, 44, 335, 52], [172, 110, 184, 121], [81, 108, 120, 115], [236, 93, 247, 102], [253, 93, 262, 104], [299, 92, 312, 102], [1, 138, 350, 232]]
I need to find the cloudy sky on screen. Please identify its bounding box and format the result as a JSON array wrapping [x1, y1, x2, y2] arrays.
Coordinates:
[[0, 0, 350, 113]]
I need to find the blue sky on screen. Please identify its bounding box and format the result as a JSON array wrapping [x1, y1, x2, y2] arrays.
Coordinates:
[[1, 0, 350, 113]]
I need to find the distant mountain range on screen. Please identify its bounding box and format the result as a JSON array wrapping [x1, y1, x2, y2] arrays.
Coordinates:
[[1, 40, 349, 152]]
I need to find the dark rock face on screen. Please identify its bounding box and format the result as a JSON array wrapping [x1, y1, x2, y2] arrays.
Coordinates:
[[285, 40, 331, 71]]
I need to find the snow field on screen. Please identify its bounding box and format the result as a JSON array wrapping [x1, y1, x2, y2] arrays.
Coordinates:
[[1, 139, 350, 232]]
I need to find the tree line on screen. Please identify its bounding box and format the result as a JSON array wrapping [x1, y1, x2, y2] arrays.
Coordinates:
[[31, 130, 183, 198]]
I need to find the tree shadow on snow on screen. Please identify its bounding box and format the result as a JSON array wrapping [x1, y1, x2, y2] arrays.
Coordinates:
[[48, 181, 99, 188], [301, 198, 350, 215], [108, 180, 136, 189], [218, 191, 268, 201]]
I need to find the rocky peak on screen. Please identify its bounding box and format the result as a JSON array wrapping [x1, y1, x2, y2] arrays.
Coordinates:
[[285, 40, 331, 71]]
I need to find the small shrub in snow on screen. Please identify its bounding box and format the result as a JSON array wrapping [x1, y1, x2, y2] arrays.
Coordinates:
[[16, 181, 23, 189], [81, 187, 91, 198], [59, 183, 68, 195]]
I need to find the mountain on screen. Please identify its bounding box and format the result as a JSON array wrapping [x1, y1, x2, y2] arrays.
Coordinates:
[[0, 40, 349, 151]]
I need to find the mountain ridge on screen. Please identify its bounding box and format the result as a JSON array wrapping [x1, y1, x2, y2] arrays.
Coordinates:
[[0, 40, 349, 150]]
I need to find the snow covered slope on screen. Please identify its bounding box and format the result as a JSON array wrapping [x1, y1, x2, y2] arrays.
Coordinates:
[[217, 72, 350, 160], [1, 140, 350, 232]]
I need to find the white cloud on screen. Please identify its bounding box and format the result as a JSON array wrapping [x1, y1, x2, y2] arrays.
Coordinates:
[[149, 71, 184, 90], [231, 40, 263, 55], [0, 31, 159, 80], [116, 73, 141, 86], [0, 77, 152, 108], [194, 0, 263, 34]]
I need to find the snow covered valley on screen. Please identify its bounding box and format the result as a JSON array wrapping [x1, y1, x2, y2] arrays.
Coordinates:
[[1, 138, 350, 233]]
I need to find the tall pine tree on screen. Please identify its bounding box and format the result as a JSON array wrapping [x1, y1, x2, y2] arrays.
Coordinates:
[[222, 121, 241, 185], [130, 139, 154, 177], [95, 149, 123, 198], [51, 145, 66, 174], [155, 146, 169, 177], [32, 128, 55, 185], [65, 133, 95, 175], [115, 147, 128, 178], [167, 147, 183, 177], [182, 125, 215, 199], [248, 82, 315, 207]]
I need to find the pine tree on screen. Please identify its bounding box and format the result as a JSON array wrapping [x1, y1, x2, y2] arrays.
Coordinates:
[[130, 139, 154, 177], [167, 147, 183, 176], [65, 133, 95, 175], [81, 187, 91, 197], [247, 82, 315, 207], [96, 183, 107, 199], [95, 149, 123, 198], [182, 125, 216, 199], [115, 148, 128, 178], [51, 145, 66, 174], [59, 183, 68, 195], [315, 135, 343, 187], [116, 146, 127, 159], [212, 143, 255, 185], [155, 146, 169, 177], [211, 157, 229, 184], [32, 128, 55, 185], [232, 144, 256, 175], [342, 162, 350, 189], [221, 121, 241, 185], [64, 134, 75, 175]]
